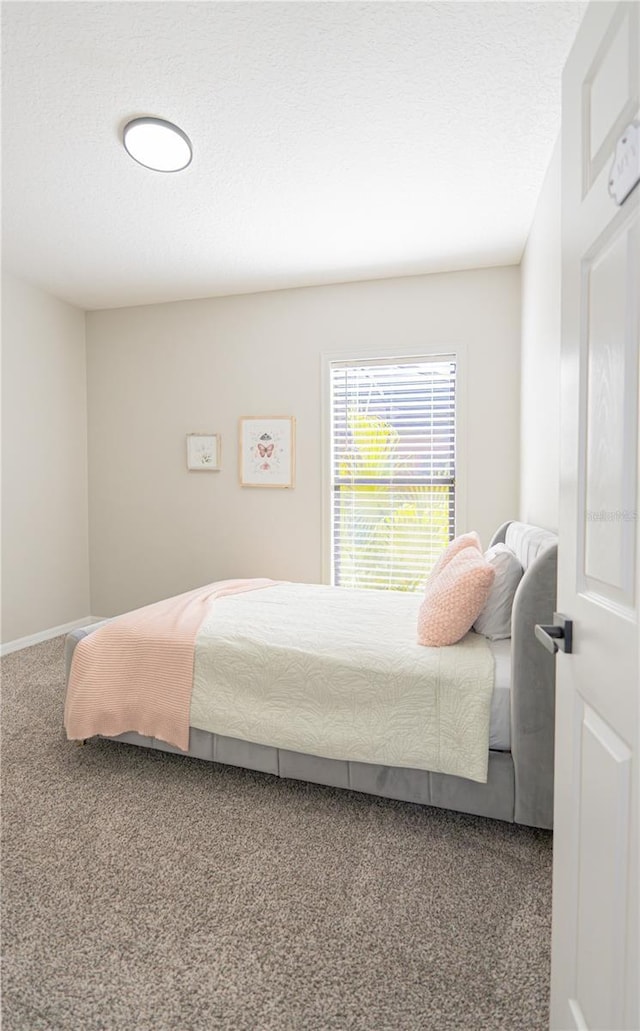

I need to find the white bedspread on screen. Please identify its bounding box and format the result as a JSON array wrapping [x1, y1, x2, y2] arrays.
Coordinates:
[[191, 583, 495, 783]]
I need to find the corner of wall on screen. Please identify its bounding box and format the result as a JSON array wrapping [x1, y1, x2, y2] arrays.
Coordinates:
[[519, 139, 561, 533], [1, 274, 91, 643]]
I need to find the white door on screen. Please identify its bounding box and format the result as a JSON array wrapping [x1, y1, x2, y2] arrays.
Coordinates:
[[551, 3, 639, 1029]]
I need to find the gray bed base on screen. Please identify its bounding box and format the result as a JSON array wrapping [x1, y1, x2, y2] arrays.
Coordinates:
[[65, 521, 558, 829]]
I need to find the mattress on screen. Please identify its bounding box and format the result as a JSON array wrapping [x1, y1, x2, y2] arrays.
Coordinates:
[[187, 583, 497, 780], [66, 605, 513, 756], [487, 637, 511, 751]]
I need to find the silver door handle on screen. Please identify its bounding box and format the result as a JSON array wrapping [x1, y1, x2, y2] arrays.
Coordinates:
[[535, 613, 573, 654]]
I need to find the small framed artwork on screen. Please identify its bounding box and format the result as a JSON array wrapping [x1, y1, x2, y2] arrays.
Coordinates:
[[239, 416, 295, 488], [186, 433, 221, 471]]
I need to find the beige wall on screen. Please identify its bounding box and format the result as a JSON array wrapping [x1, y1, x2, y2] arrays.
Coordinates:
[[1, 273, 90, 643], [87, 266, 520, 617], [520, 140, 561, 531]]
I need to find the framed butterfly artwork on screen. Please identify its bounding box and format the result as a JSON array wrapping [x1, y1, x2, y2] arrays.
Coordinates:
[[239, 416, 295, 488]]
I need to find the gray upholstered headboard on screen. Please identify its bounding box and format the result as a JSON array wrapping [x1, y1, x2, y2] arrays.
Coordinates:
[[490, 520, 558, 828]]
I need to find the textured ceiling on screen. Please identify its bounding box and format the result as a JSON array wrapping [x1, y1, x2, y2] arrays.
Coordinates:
[[2, 1, 586, 311]]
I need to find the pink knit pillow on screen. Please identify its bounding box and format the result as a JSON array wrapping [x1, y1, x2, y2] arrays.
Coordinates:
[[427, 531, 482, 583], [418, 546, 496, 647]]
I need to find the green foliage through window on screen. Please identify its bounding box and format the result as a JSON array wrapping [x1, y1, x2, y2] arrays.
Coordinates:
[[331, 360, 456, 592]]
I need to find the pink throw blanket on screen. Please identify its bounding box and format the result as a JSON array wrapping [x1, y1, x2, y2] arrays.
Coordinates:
[[65, 579, 278, 752]]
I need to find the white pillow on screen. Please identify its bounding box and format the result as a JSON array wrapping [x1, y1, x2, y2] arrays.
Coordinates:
[[473, 544, 523, 640]]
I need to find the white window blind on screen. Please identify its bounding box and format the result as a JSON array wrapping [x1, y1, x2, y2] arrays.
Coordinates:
[[330, 357, 456, 592]]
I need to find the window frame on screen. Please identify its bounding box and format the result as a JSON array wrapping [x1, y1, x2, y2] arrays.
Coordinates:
[[321, 345, 467, 588]]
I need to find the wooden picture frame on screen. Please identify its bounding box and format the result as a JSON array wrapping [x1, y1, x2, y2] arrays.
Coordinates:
[[239, 416, 295, 488], [186, 433, 221, 471]]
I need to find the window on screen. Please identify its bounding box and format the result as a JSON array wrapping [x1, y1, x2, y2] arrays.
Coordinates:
[[329, 356, 456, 592]]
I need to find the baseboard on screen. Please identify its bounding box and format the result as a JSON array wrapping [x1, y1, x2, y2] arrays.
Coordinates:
[[0, 616, 103, 657]]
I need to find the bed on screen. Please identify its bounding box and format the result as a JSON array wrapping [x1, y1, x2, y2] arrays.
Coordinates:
[[64, 520, 558, 828]]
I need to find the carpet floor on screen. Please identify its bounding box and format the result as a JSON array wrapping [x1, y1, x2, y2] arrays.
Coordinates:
[[1, 636, 553, 1031]]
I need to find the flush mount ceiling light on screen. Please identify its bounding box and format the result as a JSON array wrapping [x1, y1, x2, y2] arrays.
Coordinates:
[[122, 117, 192, 172]]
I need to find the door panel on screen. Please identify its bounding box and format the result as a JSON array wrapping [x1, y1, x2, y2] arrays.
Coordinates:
[[583, 3, 639, 190], [582, 214, 638, 604], [574, 704, 632, 1031], [551, 3, 639, 1029]]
